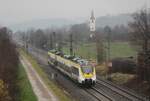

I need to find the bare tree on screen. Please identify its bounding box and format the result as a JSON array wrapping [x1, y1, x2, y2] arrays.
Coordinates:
[[129, 8, 150, 51], [129, 8, 150, 82]]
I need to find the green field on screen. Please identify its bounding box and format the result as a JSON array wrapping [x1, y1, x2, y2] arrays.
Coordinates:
[[62, 42, 137, 60], [17, 63, 37, 101]]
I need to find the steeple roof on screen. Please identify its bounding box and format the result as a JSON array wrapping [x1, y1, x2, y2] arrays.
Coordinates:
[[90, 10, 95, 20]]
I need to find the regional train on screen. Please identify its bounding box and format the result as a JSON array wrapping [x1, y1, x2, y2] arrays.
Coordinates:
[[48, 50, 96, 86]]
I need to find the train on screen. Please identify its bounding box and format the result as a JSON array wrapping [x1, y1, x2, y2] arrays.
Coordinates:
[[47, 49, 96, 86]]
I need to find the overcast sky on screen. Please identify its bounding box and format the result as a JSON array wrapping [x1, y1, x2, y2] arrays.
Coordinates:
[[0, 0, 149, 26]]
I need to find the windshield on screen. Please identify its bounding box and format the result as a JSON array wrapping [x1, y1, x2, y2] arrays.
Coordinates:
[[81, 66, 93, 73]]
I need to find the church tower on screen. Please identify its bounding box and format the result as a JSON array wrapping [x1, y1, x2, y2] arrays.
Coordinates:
[[89, 10, 96, 32]]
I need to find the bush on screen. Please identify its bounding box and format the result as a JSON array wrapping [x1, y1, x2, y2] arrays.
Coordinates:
[[0, 80, 11, 101]]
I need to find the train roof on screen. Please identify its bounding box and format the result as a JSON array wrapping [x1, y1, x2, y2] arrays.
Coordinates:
[[48, 50, 91, 68]]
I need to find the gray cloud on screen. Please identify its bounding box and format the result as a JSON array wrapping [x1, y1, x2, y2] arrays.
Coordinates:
[[0, 0, 148, 26]]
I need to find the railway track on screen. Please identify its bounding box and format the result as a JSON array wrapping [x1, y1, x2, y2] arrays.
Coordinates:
[[96, 77, 149, 101], [84, 88, 113, 101]]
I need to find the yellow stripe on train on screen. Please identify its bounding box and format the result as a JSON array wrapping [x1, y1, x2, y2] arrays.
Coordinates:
[[83, 73, 93, 78]]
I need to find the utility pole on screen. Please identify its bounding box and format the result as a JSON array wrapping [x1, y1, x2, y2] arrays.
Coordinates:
[[104, 26, 111, 63], [70, 33, 73, 56], [24, 33, 29, 53], [49, 33, 53, 50], [95, 32, 104, 64], [104, 26, 112, 79], [53, 32, 56, 50]]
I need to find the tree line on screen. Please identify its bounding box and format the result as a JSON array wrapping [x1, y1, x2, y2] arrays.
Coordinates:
[[0, 27, 19, 101]]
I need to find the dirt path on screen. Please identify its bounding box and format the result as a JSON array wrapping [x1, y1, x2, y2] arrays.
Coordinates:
[[20, 55, 59, 101]]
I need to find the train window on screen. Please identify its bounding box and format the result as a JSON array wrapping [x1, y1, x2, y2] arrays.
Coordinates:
[[58, 63, 70, 73], [81, 66, 93, 73], [72, 67, 79, 76], [64, 65, 70, 73]]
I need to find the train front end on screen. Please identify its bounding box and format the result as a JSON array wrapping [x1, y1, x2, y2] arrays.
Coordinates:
[[79, 64, 96, 86]]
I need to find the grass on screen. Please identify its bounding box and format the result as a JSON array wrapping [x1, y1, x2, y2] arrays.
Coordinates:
[[19, 49, 72, 101], [62, 42, 137, 60], [17, 63, 37, 101], [110, 42, 137, 59]]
